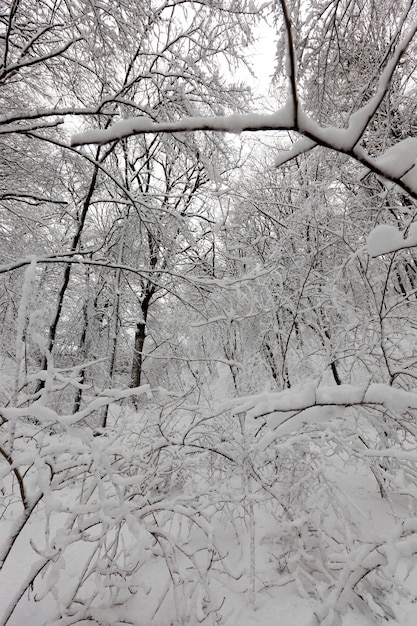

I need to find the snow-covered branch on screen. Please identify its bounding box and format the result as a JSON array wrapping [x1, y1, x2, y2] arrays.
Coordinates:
[[0, 385, 151, 426], [70, 12, 417, 201], [71, 104, 296, 146], [0, 118, 65, 135], [279, 0, 299, 124], [233, 382, 417, 436], [70, 106, 417, 199], [0, 38, 81, 83], [367, 223, 417, 257], [0, 106, 114, 127]]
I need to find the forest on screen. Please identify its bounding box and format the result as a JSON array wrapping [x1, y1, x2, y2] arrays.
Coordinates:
[[1, 1, 417, 624]]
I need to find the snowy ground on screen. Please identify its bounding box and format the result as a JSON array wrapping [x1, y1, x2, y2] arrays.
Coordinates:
[[1, 422, 416, 626], [1, 358, 417, 626]]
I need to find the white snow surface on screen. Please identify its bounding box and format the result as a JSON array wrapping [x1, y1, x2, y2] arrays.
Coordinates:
[[374, 137, 417, 178], [70, 102, 295, 146], [233, 381, 417, 422], [2, 387, 417, 625], [367, 222, 417, 256]]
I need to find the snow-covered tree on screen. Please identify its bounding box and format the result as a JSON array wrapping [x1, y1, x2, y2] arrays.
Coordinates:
[[3, 1, 417, 625]]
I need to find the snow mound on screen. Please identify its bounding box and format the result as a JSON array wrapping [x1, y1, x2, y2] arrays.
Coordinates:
[[367, 223, 417, 257]]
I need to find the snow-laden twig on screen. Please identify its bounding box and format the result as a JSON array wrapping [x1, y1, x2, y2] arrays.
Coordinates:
[[312, 520, 417, 626], [0, 38, 81, 83], [70, 12, 417, 202]]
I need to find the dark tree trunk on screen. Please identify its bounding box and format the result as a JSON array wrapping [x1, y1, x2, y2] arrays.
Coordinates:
[[131, 319, 147, 388], [72, 300, 89, 414], [35, 156, 101, 394], [130, 290, 153, 389], [130, 230, 158, 390]]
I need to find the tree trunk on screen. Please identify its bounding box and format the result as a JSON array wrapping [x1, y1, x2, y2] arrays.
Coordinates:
[[101, 212, 129, 428], [131, 319, 147, 389], [35, 157, 101, 394], [130, 291, 153, 389], [130, 231, 158, 390], [72, 300, 89, 414]]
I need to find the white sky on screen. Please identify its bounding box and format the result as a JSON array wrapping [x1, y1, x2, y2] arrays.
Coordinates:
[[251, 26, 277, 90], [238, 23, 277, 109]]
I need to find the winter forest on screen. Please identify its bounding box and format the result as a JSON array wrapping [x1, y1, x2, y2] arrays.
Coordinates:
[[3, 0, 417, 624]]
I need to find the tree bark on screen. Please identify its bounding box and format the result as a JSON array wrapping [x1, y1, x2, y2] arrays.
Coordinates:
[[130, 290, 154, 389], [35, 156, 101, 394]]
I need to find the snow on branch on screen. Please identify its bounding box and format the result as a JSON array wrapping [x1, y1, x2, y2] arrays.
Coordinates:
[[279, 0, 299, 124], [0, 38, 81, 83], [70, 107, 417, 199], [342, 10, 417, 147], [69, 13, 417, 201], [0, 251, 97, 275], [367, 223, 417, 257], [0, 119, 64, 135], [70, 104, 295, 146], [0, 385, 152, 426], [274, 137, 316, 167], [232, 382, 417, 438], [313, 519, 417, 626], [0, 106, 114, 127]]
